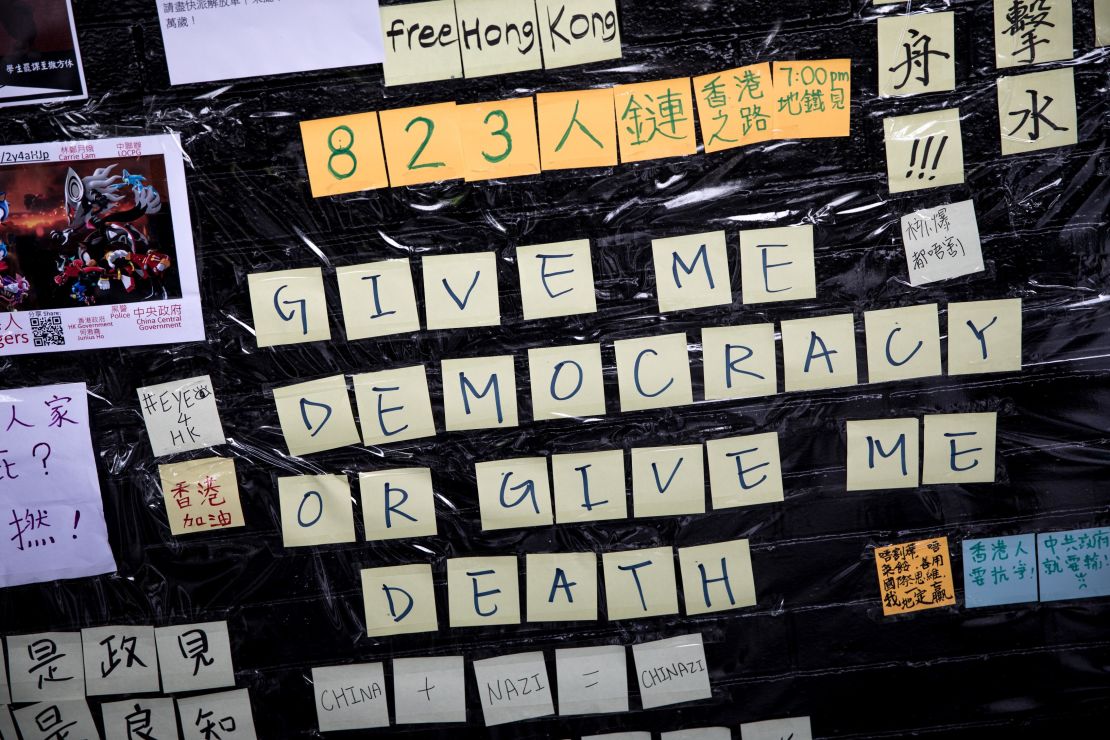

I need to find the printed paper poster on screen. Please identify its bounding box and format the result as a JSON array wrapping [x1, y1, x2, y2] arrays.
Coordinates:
[[156, 0, 385, 86], [0, 0, 87, 109], [0, 134, 204, 355], [0, 382, 116, 588]]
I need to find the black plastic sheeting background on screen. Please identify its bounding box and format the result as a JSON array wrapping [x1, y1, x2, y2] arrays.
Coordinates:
[[1, 0, 1109, 737]]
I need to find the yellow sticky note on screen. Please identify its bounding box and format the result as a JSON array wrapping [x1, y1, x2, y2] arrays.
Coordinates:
[[536, 88, 618, 170], [300, 112, 390, 197], [678, 539, 757, 615], [360, 468, 438, 541], [278, 474, 356, 548], [1099, 0, 1110, 47], [247, 267, 331, 347], [630, 445, 705, 517], [780, 313, 859, 392], [846, 418, 920, 491], [380, 103, 465, 186], [447, 556, 521, 627], [273, 376, 360, 456], [528, 343, 606, 421], [997, 67, 1077, 155], [692, 63, 774, 152], [459, 97, 541, 182], [993, 0, 1072, 68], [380, 0, 464, 86], [613, 77, 698, 163], [337, 259, 420, 341], [922, 412, 997, 485], [737, 225, 817, 304], [475, 457, 553, 531], [875, 537, 956, 616], [614, 333, 693, 412], [652, 231, 732, 312], [456, 0, 544, 78], [877, 12, 956, 97], [517, 239, 597, 320], [352, 365, 437, 446], [947, 298, 1022, 375], [526, 552, 598, 622], [441, 355, 519, 431], [863, 303, 942, 383], [701, 324, 778, 401], [772, 59, 851, 139], [883, 108, 964, 193], [422, 252, 501, 330], [706, 433, 783, 509], [158, 457, 244, 536], [361, 564, 439, 637], [602, 547, 678, 620], [537, 0, 622, 69], [551, 450, 628, 524]]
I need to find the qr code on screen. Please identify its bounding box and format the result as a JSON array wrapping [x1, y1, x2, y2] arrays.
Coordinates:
[[30, 314, 65, 347]]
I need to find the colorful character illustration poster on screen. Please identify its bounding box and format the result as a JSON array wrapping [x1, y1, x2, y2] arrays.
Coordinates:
[[0, 0, 87, 108], [0, 133, 204, 355]]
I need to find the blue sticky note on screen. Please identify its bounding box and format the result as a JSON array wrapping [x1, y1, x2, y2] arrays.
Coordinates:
[[963, 534, 1038, 607], [1038, 528, 1110, 602]]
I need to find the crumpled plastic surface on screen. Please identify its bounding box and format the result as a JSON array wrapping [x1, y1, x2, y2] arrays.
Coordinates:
[[1, 0, 1109, 738]]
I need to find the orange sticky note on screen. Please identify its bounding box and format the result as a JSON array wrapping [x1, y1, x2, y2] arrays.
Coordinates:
[[459, 97, 541, 182], [875, 536, 956, 616], [612, 77, 698, 163], [380, 102, 465, 187], [772, 59, 852, 139], [536, 88, 618, 171], [300, 112, 389, 197], [693, 63, 774, 153]]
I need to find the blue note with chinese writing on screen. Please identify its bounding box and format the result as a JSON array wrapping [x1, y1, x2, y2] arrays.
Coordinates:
[[963, 534, 1038, 607], [1038, 528, 1110, 602]]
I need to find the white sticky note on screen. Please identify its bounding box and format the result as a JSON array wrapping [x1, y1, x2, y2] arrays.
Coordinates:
[[0, 705, 16, 740], [272, 375, 360, 456], [706, 433, 784, 509], [631, 445, 706, 517], [80, 625, 160, 697], [154, 622, 235, 695], [922, 412, 997, 485], [632, 633, 712, 709], [551, 450, 628, 524], [528, 343, 607, 420], [993, 0, 1072, 68], [678, 539, 757, 615], [0, 639, 11, 704], [278, 474, 356, 548], [602, 547, 679, 620], [442, 355, 519, 431], [248, 267, 331, 347], [381, 0, 464, 86], [177, 689, 257, 740], [614, 333, 694, 412], [554, 645, 628, 716], [518, 239, 597, 320], [312, 663, 389, 732], [360, 468, 438, 541], [585, 734, 650, 740], [537, 0, 622, 69], [447, 556, 521, 627], [337, 260, 421, 340], [361, 564, 439, 638], [947, 298, 1022, 375], [423, 252, 501, 330], [392, 656, 468, 725], [138, 375, 226, 456], [901, 200, 984, 285], [780, 313, 859, 392], [652, 231, 732, 312], [863, 303, 943, 383], [740, 716, 813, 740], [7, 632, 85, 702], [737, 225, 817, 304], [701, 324, 778, 401], [14, 700, 100, 740], [476, 457, 553, 531], [472, 652, 554, 726], [101, 697, 180, 740], [877, 11, 956, 97], [883, 108, 964, 193], [997, 67, 1077, 155], [525, 552, 598, 622], [352, 365, 438, 446], [662, 729, 732, 740], [846, 418, 921, 491]]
